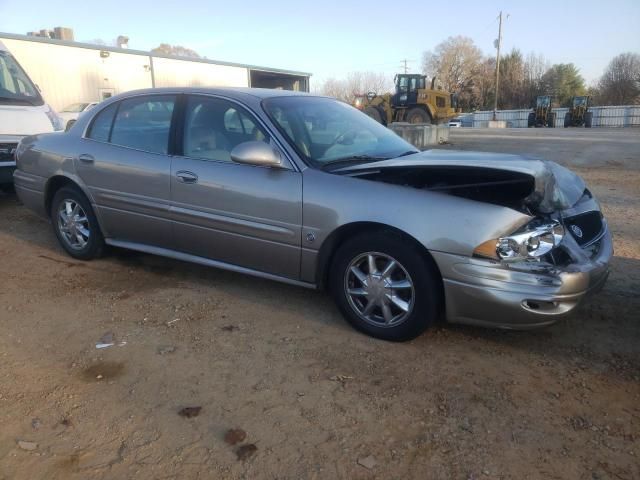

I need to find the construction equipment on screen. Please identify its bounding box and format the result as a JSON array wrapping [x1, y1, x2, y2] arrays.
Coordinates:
[[564, 96, 592, 128], [528, 96, 555, 128], [355, 74, 458, 125]]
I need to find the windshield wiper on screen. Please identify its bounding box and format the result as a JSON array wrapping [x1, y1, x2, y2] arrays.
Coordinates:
[[396, 150, 419, 158], [321, 155, 390, 171]]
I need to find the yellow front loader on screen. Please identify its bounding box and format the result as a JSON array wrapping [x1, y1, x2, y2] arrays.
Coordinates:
[[354, 74, 458, 125]]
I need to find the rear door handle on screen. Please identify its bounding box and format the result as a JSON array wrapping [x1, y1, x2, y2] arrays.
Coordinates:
[[78, 154, 95, 163], [176, 170, 198, 184]]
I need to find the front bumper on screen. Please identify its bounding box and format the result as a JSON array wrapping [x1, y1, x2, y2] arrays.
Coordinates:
[[1, 136, 23, 185], [433, 224, 613, 329]]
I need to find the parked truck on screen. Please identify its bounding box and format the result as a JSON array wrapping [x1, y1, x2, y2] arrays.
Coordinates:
[[0, 40, 63, 187]]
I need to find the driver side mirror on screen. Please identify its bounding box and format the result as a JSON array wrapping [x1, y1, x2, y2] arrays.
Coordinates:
[[230, 141, 283, 168]]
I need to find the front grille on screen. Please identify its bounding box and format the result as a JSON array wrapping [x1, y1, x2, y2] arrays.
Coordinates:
[[0, 143, 18, 163], [564, 211, 603, 247]]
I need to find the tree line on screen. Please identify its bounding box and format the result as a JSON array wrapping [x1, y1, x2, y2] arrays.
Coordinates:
[[319, 36, 640, 110]]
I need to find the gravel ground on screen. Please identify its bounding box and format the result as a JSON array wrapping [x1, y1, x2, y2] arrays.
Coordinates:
[[0, 128, 638, 480]]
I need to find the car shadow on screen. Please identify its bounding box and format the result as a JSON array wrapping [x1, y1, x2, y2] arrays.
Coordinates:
[[0, 190, 345, 331]]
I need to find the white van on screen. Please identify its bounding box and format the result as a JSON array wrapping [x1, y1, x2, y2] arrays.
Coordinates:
[[0, 40, 63, 185]]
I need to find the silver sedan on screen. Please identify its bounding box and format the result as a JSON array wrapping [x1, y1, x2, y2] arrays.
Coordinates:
[[13, 88, 612, 341]]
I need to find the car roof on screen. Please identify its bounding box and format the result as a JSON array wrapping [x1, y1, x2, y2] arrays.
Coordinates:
[[106, 87, 317, 102]]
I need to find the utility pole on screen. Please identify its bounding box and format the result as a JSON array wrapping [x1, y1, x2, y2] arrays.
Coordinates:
[[401, 59, 409, 74], [493, 11, 504, 120]]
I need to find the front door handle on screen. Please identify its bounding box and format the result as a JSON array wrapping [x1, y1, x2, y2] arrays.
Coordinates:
[[78, 154, 95, 163], [176, 170, 198, 184]]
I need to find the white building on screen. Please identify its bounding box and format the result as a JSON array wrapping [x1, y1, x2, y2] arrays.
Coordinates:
[[0, 32, 311, 112]]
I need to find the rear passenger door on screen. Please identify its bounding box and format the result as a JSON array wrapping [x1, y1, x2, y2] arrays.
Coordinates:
[[169, 95, 303, 279], [76, 94, 176, 248]]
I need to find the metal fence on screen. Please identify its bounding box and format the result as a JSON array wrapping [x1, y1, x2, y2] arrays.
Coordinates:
[[469, 105, 640, 128]]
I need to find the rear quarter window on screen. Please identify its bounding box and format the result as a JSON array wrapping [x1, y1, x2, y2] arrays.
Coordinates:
[[87, 103, 118, 142]]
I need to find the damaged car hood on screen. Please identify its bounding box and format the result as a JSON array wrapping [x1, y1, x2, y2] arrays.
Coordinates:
[[335, 150, 586, 214]]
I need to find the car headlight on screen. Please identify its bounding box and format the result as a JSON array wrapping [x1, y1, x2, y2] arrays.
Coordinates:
[[473, 220, 564, 262], [45, 105, 64, 131]]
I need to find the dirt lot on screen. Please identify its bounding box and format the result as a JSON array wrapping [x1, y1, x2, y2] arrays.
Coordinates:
[[1, 128, 639, 480]]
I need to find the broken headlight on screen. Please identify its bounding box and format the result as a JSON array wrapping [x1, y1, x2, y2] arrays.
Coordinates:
[[474, 220, 564, 262]]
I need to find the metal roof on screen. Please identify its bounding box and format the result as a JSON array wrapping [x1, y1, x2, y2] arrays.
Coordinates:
[[0, 32, 312, 77]]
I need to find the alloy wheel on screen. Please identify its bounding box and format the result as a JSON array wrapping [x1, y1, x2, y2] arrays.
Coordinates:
[[57, 199, 90, 250], [344, 252, 415, 328]]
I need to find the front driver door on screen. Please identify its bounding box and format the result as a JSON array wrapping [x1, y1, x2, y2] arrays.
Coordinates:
[[169, 95, 302, 280]]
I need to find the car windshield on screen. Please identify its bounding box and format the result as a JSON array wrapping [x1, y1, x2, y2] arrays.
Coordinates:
[[63, 103, 89, 112], [0, 50, 43, 106], [262, 96, 417, 168]]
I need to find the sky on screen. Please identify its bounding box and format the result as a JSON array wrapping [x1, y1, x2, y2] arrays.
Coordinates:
[[1, 0, 639, 88]]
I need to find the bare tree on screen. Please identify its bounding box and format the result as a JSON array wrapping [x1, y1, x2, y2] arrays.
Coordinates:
[[319, 77, 350, 102], [422, 36, 483, 109], [472, 57, 496, 110], [422, 36, 483, 92], [498, 49, 527, 109], [151, 43, 201, 58], [523, 52, 549, 105], [319, 71, 394, 103], [597, 53, 640, 105]]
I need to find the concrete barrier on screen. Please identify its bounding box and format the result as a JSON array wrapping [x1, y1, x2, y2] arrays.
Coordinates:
[[389, 123, 450, 149]]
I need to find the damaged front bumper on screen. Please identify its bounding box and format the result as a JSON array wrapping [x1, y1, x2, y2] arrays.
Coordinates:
[[433, 207, 613, 330]]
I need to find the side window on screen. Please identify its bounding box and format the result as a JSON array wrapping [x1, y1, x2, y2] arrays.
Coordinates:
[[88, 103, 118, 142], [436, 96, 446, 108], [110, 95, 175, 154], [183, 96, 268, 163]]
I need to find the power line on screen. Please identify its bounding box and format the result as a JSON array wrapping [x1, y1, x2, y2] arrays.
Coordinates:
[[399, 58, 417, 73]]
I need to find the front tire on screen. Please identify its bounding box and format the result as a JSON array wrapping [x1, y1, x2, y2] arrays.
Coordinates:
[[329, 231, 441, 341], [527, 112, 535, 128], [364, 106, 385, 125], [51, 186, 104, 260], [407, 108, 431, 125]]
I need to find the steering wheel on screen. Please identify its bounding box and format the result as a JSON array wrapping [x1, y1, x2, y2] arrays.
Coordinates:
[[330, 129, 358, 146]]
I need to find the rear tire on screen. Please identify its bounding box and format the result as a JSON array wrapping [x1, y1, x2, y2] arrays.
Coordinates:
[[364, 106, 385, 125], [407, 108, 431, 125], [329, 231, 441, 341], [51, 186, 105, 260], [585, 112, 593, 128]]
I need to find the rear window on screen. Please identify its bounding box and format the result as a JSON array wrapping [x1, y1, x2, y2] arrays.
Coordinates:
[[110, 96, 175, 154]]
